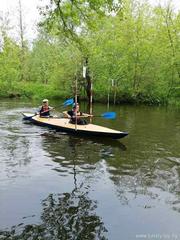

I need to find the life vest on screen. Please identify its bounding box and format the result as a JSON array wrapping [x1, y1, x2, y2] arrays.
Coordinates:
[[40, 106, 50, 116], [68, 110, 86, 124]]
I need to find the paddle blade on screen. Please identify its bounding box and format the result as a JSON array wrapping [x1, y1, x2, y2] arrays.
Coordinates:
[[63, 98, 74, 107], [101, 112, 116, 119]]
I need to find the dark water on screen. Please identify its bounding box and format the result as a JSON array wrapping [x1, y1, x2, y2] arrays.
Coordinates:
[[0, 99, 180, 240]]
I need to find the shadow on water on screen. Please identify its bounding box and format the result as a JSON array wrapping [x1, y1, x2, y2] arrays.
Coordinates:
[[41, 131, 127, 150], [40, 132, 126, 176]]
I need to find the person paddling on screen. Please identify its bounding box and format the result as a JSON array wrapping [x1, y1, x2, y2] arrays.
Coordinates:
[[39, 99, 54, 117], [64, 103, 91, 125]]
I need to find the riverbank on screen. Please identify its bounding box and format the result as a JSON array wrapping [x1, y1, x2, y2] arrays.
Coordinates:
[[0, 82, 179, 106], [0, 82, 69, 100]]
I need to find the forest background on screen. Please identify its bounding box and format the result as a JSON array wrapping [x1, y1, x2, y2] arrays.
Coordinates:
[[0, 0, 179, 105]]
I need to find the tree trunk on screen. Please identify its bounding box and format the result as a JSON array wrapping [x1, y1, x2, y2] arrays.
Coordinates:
[[84, 58, 93, 115], [18, 0, 26, 81]]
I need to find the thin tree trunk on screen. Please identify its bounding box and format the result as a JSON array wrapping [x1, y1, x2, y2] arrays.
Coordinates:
[[164, 7, 180, 80], [84, 58, 93, 114], [75, 73, 78, 131], [18, 0, 26, 81]]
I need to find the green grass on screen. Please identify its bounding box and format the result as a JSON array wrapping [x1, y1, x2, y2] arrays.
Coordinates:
[[0, 82, 71, 100], [0, 81, 179, 107]]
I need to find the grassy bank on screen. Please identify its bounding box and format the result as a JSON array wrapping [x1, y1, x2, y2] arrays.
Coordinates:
[[93, 88, 180, 106], [0, 82, 179, 106], [0, 82, 71, 100]]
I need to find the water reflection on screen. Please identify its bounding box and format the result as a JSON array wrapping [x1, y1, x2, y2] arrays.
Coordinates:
[[105, 135, 180, 212], [0, 130, 113, 239], [1, 100, 180, 239], [41, 132, 126, 177], [0, 163, 108, 240], [0, 189, 107, 240]]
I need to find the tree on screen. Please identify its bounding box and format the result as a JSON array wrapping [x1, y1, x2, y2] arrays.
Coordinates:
[[0, 13, 21, 96], [18, 0, 28, 81], [39, 0, 121, 105], [0, 35, 21, 92]]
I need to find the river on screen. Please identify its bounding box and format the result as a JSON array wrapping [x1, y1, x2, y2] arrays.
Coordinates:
[[0, 99, 180, 240]]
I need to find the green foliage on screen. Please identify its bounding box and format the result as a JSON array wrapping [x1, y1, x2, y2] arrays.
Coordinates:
[[0, 0, 179, 105], [0, 36, 21, 88], [0, 81, 71, 99], [87, 0, 180, 105]]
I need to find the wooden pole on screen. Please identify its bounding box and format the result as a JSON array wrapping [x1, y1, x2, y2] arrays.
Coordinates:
[[107, 92, 110, 110], [90, 78, 93, 115], [89, 74, 93, 123], [114, 87, 116, 105], [107, 79, 110, 110], [75, 73, 78, 131]]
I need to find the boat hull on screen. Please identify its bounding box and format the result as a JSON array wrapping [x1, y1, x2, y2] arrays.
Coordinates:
[[22, 113, 128, 139]]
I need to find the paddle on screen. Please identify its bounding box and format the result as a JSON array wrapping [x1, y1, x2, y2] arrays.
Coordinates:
[[63, 98, 74, 107], [39, 98, 74, 113], [99, 112, 116, 119], [75, 112, 117, 120]]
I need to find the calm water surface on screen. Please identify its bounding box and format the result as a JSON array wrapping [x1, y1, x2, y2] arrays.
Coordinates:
[[0, 99, 180, 240]]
